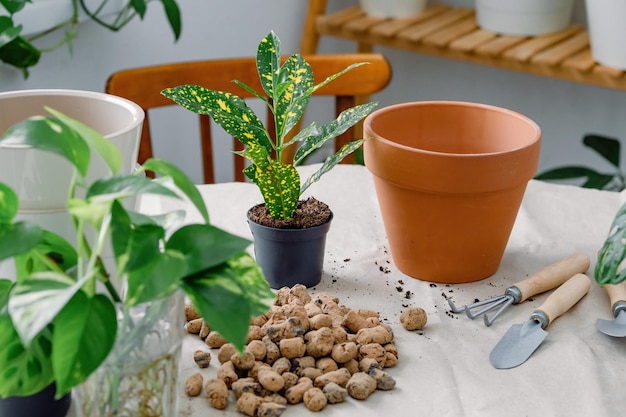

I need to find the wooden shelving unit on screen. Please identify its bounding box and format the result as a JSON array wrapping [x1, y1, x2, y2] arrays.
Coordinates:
[[300, 1, 626, 91]]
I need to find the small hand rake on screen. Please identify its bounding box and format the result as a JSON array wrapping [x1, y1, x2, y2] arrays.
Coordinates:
[[447, 253, 590, 326]]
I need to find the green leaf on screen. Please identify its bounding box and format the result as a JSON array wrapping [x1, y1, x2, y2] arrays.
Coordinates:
[[0, 316, 54, 397], [534, 166, 618, 191], [124, 224, 164, 273], [159, 0, 182, 40], [46, 107, 123, 175], [161, 86, 272, 154], [534, 166, 601, 181], [584, 134, 620, 168], [0, 181, 18, 222], [52, 292, 117, 395], [130, 0, 147, 17], [110, 200, 132, 274], [252, 161, 300, 220], [274, 55, 314, 141], [0, 17, 40, 75], [301, 140, 364, 194], [0, 0, 28, 14], [0, 221, 43, 262], [126, 249, 185, 305], [596, 202, 626, 286], [293, 102, 377, 165], [256, 31, 282, 98], [182, 253, 274, 351], [582, 173, 615, 190], [236, 141, 271, 170], [9, 272, 84, 346], [312, 62, 369, 93], [0, 116, 90, 177], [86, 174, 180, 203], [14, 230, 77, 280], [142, 158, 209, 223], [166, 224, 252, 275], [0, 16, 20, 47], [0, 279, 11, 309]]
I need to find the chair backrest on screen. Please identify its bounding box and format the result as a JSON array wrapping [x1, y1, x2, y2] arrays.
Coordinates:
[[106, 53, 392, 183]]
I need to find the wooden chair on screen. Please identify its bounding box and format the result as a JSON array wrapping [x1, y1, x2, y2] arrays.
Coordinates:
[[105, 53, 392, 183]]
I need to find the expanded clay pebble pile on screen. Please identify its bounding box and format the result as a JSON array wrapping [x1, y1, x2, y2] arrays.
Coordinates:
[[183, 284, 414, 416]]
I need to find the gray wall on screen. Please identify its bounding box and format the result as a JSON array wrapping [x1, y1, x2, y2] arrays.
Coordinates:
[[1, 0, 624, 184]]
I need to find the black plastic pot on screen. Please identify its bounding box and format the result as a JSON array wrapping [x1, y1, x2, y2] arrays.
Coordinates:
[[247, 211, 333, 289], [0, 383, 71, 417]]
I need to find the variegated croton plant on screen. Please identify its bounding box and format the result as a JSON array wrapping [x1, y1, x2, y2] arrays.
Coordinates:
[[161, 31, 378, 220]]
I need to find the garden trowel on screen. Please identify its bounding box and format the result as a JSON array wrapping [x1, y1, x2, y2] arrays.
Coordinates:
[[596, 282, 626, 337], [489, 273, 591, 369]]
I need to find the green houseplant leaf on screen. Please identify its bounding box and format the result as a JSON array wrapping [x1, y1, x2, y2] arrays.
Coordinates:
[[535, 134, 625, 191]]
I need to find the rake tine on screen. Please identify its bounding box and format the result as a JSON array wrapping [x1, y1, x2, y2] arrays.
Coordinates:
[[483, 297, 515, 326], [447, 294, 508, 316], [447, 298, 467, 314], [464, 295, 509, 319]]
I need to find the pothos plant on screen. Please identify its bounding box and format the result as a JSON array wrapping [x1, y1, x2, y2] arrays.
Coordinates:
[[0, 0, 181, 77], [161, 31, 378, 221], [0, 108, 275, 399]]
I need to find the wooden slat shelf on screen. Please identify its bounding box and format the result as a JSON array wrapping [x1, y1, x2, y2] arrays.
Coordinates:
[[303, 2, 626, 91]]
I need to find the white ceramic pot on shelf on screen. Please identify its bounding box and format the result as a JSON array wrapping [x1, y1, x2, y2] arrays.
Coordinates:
[[585, 0, 626, 70], [359, 0, 427, 18], [476, 0, 576, 36]]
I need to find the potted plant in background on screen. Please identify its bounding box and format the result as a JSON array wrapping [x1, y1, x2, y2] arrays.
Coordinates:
[[0, 0, 182, 77], [0, 108, 275, 417], [162, 31, 378, 289], [534, 133, 626, 191]]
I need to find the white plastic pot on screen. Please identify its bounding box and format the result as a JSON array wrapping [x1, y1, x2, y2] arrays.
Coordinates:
[[476, 0, 575, 36], [359, 0, 427, 18], [585, 0, 626, 70]]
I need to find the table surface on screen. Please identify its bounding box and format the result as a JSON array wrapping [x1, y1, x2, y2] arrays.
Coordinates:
[[139, 164, 626, 417]]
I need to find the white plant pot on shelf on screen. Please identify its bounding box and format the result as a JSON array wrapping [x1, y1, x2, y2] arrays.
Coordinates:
[[585, 0, 626, 70], [476, 0, 575, 36], [359, 0, 428, 18]]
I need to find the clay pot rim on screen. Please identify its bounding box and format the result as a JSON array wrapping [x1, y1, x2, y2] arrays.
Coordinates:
[[364, 100, 542, 158]]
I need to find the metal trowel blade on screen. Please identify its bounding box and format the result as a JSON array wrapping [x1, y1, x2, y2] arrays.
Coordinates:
[[596, 310, 626, 337], [489, 319, 548, 369]]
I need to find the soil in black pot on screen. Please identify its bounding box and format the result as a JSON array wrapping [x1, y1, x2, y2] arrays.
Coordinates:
[[248, 197, 331, 229]]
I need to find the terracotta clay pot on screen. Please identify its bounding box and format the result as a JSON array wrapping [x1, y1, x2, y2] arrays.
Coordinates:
[[364, 101, 541, 283]]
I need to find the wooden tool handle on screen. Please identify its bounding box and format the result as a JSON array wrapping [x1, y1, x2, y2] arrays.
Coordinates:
[[604, 283, 626, 310], [535, 273, 591, 328], [514, 253, 590, 303]]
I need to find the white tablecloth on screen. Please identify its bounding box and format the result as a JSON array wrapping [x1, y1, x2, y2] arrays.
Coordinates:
[[142, 164, 626, 417]]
